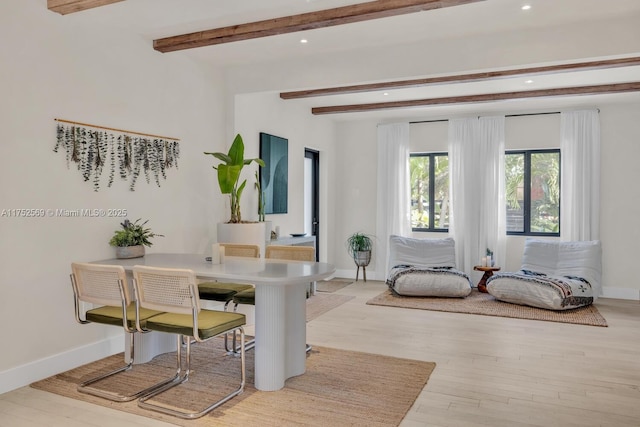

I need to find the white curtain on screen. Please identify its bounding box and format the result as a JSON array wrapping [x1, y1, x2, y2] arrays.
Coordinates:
[[376, 123, 411, 279], [479, 116, 506, 271], [449, 117, 478, 274], [448, 116, 506, 278], [560, 110, 601, 241]]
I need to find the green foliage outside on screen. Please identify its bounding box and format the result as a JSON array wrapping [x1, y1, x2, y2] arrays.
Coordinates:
[[410, 155, 449, 229], [505, 152, 559, 233], [411, 151, 558, 233]]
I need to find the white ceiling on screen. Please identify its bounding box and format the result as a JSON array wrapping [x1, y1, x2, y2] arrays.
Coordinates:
[[61, 0, 640, 121]]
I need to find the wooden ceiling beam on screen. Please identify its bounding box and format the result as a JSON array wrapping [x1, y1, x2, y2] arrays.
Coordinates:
[[311, 82, 640, 115], [47, 0, 124, 15], [153, 0, 485, 53], [282, 56, 640, 99]]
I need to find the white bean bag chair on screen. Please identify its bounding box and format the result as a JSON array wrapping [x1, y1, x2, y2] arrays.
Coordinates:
[[486, 239, 602, 310], [386, 235, 472, 297]]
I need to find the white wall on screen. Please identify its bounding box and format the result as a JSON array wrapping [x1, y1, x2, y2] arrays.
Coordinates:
[[0, 1, 227, 392], [599, 102, 640, 300], [233, 92, 337, 263], [332, 120, 379, 279]]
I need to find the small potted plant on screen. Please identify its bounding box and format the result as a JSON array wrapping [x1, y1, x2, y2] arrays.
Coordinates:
[[109, 218, 163, 259], [346, 232, 373, 282]]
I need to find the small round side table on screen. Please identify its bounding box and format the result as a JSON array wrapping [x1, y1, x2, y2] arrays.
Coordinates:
[[473, 266, 501, 293]]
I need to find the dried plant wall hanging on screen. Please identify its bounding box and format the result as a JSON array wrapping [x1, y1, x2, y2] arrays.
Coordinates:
[[53, 119, 180, 191]]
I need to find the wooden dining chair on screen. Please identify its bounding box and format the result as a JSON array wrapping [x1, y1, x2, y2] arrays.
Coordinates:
[[70, 262, 174, 402], [132, 265, 246, 419], [197, 243, 258, 307], [266, 245, 317, 294]]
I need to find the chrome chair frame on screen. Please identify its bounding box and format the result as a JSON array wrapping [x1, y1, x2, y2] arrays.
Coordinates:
[[132, 265, 246, 420], [70, 262, 177, 402]]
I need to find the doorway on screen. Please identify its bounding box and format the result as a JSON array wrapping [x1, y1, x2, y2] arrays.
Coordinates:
[[304, 149, 319, 261]]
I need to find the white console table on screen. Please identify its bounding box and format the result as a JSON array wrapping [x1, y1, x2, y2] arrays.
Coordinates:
[[268, 235, 316, 250]]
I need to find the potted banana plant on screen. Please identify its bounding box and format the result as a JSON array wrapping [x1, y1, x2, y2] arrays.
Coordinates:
[[204, 133, 265, 224], [205, 134, 270, 255]]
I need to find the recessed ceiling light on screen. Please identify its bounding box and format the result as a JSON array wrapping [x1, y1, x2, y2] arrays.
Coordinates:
[[300, 39, 308, 44], [525, 79, 534, 84], [383, 92, 389, 96], [521, 4, 531, 10]]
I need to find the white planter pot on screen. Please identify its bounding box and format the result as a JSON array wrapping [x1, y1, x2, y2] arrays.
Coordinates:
[[217, 222, 268, 257]]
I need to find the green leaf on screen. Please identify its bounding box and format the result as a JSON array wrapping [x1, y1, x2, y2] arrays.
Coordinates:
[[228, 134, 245, 166], [217, 164, 241, 194], [204, 152, 232, 164]]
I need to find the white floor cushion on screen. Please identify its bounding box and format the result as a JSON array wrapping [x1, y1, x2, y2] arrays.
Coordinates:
[[486, 271, 594, 310], [387, 266, 472, 298]]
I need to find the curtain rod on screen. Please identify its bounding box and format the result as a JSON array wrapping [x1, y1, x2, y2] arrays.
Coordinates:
[[410, 109, 600, 124], [54, 118, 180, 141], [410, 111, 560, 124]]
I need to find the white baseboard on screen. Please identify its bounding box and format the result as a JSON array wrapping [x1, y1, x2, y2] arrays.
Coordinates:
[[332, 268, 382, 282], [601, 287, 640, 301], [0, 335, 123, 395]]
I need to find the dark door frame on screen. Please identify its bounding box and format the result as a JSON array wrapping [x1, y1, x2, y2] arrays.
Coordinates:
[[305, 149, 320, 261]]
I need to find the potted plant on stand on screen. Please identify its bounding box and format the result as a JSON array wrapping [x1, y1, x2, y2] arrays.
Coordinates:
[[205, 134, 269, 253], [346, 232, 373, 282], [109, 218, 163, 259]]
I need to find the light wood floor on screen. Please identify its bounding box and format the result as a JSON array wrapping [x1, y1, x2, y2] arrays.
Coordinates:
[[1, 280, 639, 426]]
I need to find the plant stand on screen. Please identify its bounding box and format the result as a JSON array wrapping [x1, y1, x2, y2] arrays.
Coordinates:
[[353, 250, 371, 282]]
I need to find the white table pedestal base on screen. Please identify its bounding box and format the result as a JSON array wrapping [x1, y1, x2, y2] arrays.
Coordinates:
[[125, 331, 176, 364], [254, 283, 307, 391]]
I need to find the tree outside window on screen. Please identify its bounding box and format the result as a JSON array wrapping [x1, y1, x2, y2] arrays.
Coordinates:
[[505, 149, 560, 235], [410, 153, 449, 231]]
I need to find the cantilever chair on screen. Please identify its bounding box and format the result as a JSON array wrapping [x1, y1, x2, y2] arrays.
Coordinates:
[[197, 243, 258, 352], [197, 243, 259, 307], [230, 245, 316, 354], [70, 262, 173, 402], [132, 265, 246, 420]]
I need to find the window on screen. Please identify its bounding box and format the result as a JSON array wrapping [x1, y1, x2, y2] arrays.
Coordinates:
[[505, 149, 560, 236], [410, 153, 449, 231]]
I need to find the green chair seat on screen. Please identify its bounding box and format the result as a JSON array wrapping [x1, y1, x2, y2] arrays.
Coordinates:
[[198, 282, 254, 302], [86, 304, 163, 328], [145, 310, 246, 340], [232, 288, 255, 306]]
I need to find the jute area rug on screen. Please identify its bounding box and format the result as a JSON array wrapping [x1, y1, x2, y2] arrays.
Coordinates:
[[306, 292, 354, 320], [367, 289, 608, 327], [30, 339, 435, 427], [315, 278, 354, 293]]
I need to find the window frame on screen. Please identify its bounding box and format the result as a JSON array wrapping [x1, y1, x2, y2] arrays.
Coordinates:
[[505, 148, 561, 237], [410, 152, 449, 233]]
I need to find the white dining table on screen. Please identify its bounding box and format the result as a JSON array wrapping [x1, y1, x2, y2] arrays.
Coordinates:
[[94, 253, 335, 391]]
